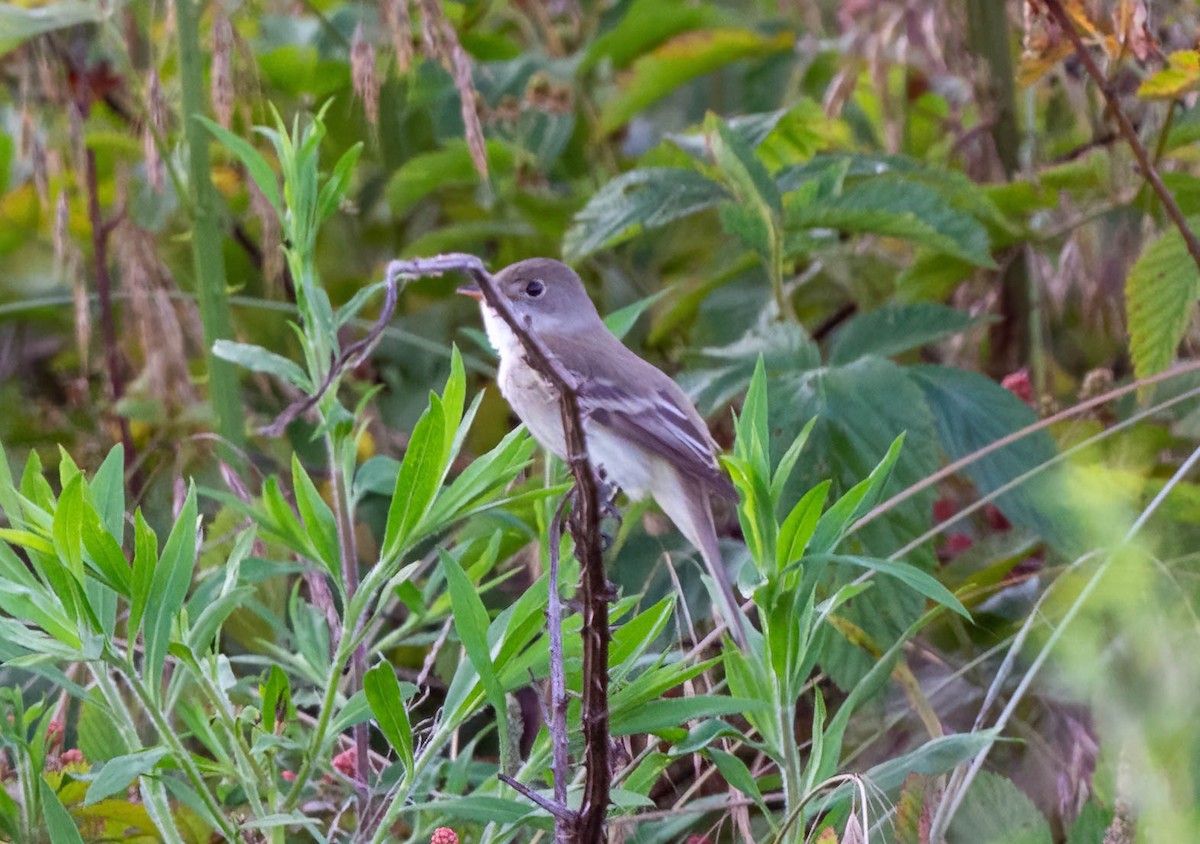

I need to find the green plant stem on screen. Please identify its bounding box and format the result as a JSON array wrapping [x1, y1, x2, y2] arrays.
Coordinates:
[[325, 430, 371, 795], [116, 665, 240, 843], [282, 628, 357, 809], [173, 0, 246, 458], [190, 662, 269, 817], [91, 666, 187, 844]]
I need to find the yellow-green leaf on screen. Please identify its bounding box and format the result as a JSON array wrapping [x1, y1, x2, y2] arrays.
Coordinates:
[[1126, 219, 1200, 379], [600, 29, 794, 133], [1138, 51, 1200, 100]]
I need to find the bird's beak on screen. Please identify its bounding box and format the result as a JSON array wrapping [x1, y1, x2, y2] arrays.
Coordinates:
[[456, 284, 482, 301]]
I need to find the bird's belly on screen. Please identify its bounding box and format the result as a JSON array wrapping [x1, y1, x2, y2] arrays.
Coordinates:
[[499, 362, 569, 459], [499, 360, 652, 499]]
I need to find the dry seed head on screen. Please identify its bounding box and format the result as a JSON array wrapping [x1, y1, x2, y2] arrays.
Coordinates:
[[351, 22, 380, 127], [383, 0, 414, 74], [212, 12, 235, 128], [68, 103, 87, 196], [114, 222, 198, 410], [31, 133, 50, 206], [418, 0, 450, 68], [249, 178, 285, 293], [71, 253, 90, 372]]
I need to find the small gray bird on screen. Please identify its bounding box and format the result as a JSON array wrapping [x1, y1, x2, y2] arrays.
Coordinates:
[[459, 258, 748, 648]]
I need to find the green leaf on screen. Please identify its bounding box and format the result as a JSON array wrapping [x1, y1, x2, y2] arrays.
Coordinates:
[[291, 455, 338, 574], [128, 511, 157, 637], [1125, 218, 1200, 379], [609, 596, 675, 677], [830, 303, 978, 365], [708, 748, 767, 813], [316, 142, 363, 223], [683, 321, 820, 414], [707, 112, 782, 215], [808, 434, 906, 556], [142, 484, 198, 696], [862, 730, 999, 793], [581, 0, 730, 72], [788, 176, 994, 267], [80, 509, 132, 596], [1138, 51, 1200, 99], [611, 696, 765, 736], [89, 445, 125, 538], [0, 2, 119, 56], [909, 365, 1081, 553], [196, 116, 280, 212], [84, 747, 170, 806], [385, 140, 514, 216], [777, 480, 830, 569], [439, 548, 507, 738], [604, 290, 669, 340], [946, 771, 1053, 844], [599, 29, 794, 132], [364, 662, 414, 776], [52, 475, 86, 581], [563, 168, 728, 262], [381, 397, 446, 560], [260, 665, 293, 734], [38, 778, 83, 844], [812, 554, 968, 619], [212, 340, 310, 389]]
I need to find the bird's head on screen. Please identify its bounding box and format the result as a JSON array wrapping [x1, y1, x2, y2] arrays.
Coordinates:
[[458, 258, 601, 336]]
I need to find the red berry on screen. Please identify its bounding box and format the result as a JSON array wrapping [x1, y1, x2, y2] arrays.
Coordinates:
[[1001, 370, 1034, 405], [332, 748, 356, 778]]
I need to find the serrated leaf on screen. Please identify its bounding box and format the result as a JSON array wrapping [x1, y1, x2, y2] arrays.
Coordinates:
[[581, 0, 731, 72], [909, 365, 1082, 552], [1138, 50, 1200, 99], [599, 28, 794, 132], [563, 168, 727, 261], [946, 771, 1053, 844], [830, 303, 978, 365], [212, 340, 310, 389], [788, 176, 994, 267], [1125, 218, 1200, 379]]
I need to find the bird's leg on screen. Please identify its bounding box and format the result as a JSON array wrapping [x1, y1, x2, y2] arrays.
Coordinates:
[[594, 466, 622, 523]]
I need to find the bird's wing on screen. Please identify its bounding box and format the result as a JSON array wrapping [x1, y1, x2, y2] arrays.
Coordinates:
[[536, 330, 734, 497]]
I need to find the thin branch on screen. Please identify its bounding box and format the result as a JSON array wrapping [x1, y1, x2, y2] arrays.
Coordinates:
[[498, 774, 576, 822], [1043, 0, 1200, 273], [386, 253, 612, 841], [81, 126, 142, 496], [546, 493, 572, 839], [261, 276, 399, 436]]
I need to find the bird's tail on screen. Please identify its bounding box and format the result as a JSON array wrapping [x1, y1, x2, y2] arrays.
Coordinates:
[[658, 472, 749, 649]]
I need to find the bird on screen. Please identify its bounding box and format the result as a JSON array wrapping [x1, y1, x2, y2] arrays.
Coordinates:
[[458, 257, 748, 648]]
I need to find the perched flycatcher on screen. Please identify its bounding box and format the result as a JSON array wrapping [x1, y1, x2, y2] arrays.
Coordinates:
[[459, 258, 747, 647]]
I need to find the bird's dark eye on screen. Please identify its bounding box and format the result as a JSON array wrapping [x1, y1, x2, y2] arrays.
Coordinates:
[[525, 280, 545, 297]]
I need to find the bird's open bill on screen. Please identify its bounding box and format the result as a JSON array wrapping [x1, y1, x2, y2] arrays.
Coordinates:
[[456, 284, 482, 300]]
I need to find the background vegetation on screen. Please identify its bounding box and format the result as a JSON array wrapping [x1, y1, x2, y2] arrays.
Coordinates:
[[2, 0, 1200, 841]]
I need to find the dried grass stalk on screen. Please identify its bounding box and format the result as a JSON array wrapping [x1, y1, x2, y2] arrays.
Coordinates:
[[211, 11, 235, 129], [382, 0, 414, 75], [351, 22, 380, 127], [113, 222, 198, 409], [418, 0, 488, 180], [143, 70, 167, 192]]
